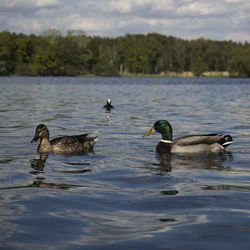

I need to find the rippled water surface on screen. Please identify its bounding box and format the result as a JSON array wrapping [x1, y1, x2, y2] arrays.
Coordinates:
[[1, 76, 250, 249]]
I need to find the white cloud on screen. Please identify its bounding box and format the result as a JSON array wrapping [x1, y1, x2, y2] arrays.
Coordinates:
[[70, 16, 115, 33], [226, 32, 250, 42], [0, 0, 249, 42], [177, 1, 225, 16], [223, 0, 246, 3], [110, 0, 133, 13], [35, 0, 61, 7], [0, 0, 61, 9]]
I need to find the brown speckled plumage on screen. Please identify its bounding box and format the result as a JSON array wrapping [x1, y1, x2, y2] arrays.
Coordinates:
[[31, 124, 98, 153]]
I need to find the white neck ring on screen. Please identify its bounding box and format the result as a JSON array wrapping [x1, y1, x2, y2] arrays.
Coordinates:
[[161, 139, 173, 144]]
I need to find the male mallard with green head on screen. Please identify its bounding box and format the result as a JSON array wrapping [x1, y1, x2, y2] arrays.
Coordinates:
[[143, 120, 233, 154], [31, 124, 98, 153]]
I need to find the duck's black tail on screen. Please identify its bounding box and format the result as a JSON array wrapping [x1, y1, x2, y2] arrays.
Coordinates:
[[219, 135, 233, 148]]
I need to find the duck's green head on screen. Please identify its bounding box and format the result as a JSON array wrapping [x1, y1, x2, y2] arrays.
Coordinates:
[[143, 120, 173, 141], [31, 124, 49, 143]]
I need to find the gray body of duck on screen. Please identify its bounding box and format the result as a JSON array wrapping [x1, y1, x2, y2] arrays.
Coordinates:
[[144, 120, 233, 154], [31, 124, 98, 153]]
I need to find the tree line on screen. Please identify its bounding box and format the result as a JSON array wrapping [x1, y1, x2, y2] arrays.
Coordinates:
[[0, 29, 250, 77]]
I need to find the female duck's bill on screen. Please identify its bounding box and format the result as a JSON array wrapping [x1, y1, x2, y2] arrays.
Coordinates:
[[143, 120, 233, 154], [31, 124, 98, 154]]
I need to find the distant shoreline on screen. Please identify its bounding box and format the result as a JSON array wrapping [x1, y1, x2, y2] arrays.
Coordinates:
[[118, 71, 230, 78], [2, 71, 237, 78]]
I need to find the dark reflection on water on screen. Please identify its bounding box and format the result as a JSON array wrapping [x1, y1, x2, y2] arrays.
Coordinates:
[[149, 151, 233, 175], [0, 180, 81, 191], [151, 153, 173, 174], [1, 77, 250, 250], [202, 184, 250, 192], [30, 152, 94, 172], [30, 153, 49, 171], [173, 152, 233, 171]]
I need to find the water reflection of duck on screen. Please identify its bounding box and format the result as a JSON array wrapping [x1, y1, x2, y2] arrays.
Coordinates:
[[173, 153, 232, 171], [147, 153, 173, 175], [0, 180, 79, 191], [147, 151, 232, 176], [31, 124, 98, 153], [104, 99, 114, 113], [144, 120, 233, 154], [31, 153, 48, 171], [30, 153, 93, 173]]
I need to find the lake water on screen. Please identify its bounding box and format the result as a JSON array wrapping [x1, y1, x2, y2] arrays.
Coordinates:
[[0, 76, 250, 250]]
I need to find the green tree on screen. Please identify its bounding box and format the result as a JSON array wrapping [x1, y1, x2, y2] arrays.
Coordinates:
[[30, 39, 64, 76], [1, 29, 250, 77], [228, 48, 250, 77], [57, 30, 92, 75], [125, 34, 152, 74], [0, 31, 16, 75], [41, 28, 62, 43], [14, 34, 34, 75], [191, 56, 208, 76]]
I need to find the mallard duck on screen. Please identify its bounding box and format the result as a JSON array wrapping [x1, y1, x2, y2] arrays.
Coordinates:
[[104, 99, 114, 113], [143, 120, 233, 154], [31, 124, 98, 153]]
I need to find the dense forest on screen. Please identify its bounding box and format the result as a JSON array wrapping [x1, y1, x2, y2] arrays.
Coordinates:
[[0, 29, 250, 77]]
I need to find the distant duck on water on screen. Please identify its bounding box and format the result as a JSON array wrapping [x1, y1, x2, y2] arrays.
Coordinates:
[[31, 124, 98, 153], [104, 99, 114, 113], [143, 120, 233, 154]]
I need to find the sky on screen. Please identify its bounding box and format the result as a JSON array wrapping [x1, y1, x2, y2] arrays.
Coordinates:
[[0, 0, 250, 42]]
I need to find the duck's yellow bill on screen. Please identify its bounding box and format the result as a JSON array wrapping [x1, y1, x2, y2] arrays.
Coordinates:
[[143, 127, 156, 137]]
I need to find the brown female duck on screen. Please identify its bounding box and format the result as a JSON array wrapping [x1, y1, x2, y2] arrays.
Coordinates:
[[31, 124, 98, 153]]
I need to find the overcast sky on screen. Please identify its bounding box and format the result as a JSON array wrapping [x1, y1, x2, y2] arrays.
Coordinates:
[[0, 0, 249, 42]]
